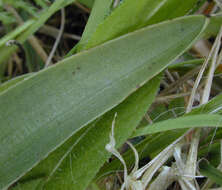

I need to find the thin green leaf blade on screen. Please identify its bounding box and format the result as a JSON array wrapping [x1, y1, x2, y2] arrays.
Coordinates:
[[0, 20, 34, 48], [68, 0, 112, 55], [0, 16, 207, 189], [133, 114, 222, 137]]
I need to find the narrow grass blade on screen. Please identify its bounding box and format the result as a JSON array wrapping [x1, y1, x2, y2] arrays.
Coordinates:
[[133, 114, 222, 137], [68, 0, 112, 55]]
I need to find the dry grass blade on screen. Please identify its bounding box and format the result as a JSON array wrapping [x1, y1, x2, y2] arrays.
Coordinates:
[[184, 24, 222, 189], [201, 26, 222, 104], [45, 8, 65, 67]]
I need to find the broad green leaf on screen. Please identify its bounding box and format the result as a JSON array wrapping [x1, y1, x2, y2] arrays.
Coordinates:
[[83, 0, 200, 50], [199, 160, 222, 186], [15, 75, 160, 190], [144, 0, 200, 26], [90, 182, 101, 190], [132, 114, 222, 137], [0, 16, 207, 189], [19, 124, 92, 182], [42, 75, 161, 190], [78, 0, 95, 8], [12, 178, 43, 190], [204, 14, 222, 38], [0, 73, 32, 94]]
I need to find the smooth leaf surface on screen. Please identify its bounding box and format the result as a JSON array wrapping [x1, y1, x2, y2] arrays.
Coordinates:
[[132, 114, 222, 137], [78, 0, 95, 8], [0, 74, 32, 94], [204, 14, 222, 38], [20, 123, 92, 182], [42, 75, 161, 190], [18, 73, 160, 190], [0, 16, 207, 189], [144, 0, 200, 26]]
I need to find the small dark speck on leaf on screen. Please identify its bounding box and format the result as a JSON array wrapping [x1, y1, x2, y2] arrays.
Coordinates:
[[77, 66, 80, 70], [181, 27, 185, 32], [72, 71, 75, 75], [136, 84, 141, 89], [148, 65, 153, 70]]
